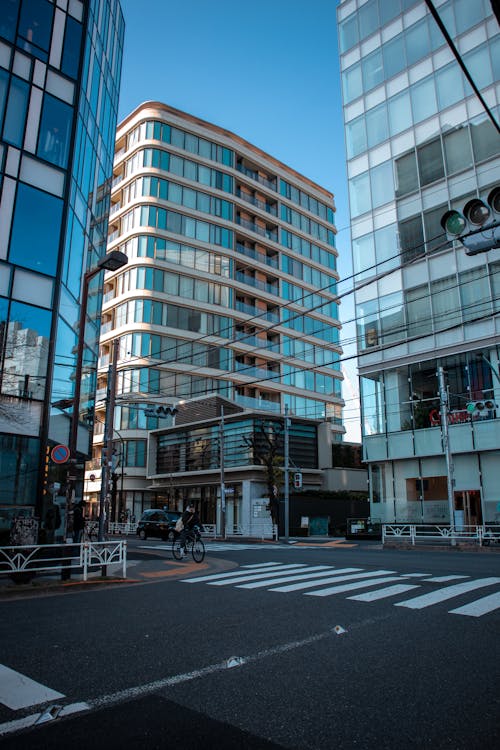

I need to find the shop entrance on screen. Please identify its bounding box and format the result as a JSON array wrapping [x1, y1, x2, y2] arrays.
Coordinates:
[[454, 490, 482, 527]]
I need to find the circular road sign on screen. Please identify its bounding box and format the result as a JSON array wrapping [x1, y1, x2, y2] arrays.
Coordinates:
[[51, 444, 70, 464]]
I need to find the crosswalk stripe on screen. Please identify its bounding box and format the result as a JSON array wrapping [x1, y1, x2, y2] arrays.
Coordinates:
[[306, 576, 403, 597], [449, 591, 500, 617], [348, 583, 420, 602], [0, 665, 64, 710], [182, 563, 308, 584], [207, 565, 327, 587], [395, 577, 500, 609], [237, 567, 360, 590], [270, 569, 396, 593], [422, 575, 469, 582]]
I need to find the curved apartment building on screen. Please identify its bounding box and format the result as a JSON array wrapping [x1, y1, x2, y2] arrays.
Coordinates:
[[86, 102, 343, 523]]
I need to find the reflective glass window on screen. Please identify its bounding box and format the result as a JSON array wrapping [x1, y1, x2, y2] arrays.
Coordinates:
[[38, 94, 73, 168], [366, 103, 388, 149], [383, 34, 406, 80], [443, 126, 473, 174], [362, 49, 384, 92], [380, 0, 401, 26], [380, 292, 404, 344], [405, 284, 432, 337], [0, 0, 19, 42], [352, 232, 375, 280], [339, 14, 358, 54], [2, 300, 51, 397], [0, 69, 8, 127], [9, 183, 63, 276], [454, 0, 487, 35], [423, 204, 448, 254], [460, 267, 491, 322], [349, 171, 371, 218], [358, 0, 378, 40], [417, 138, 444, 186], [371, 161, 393, 209], [342, 64, 362, 104], [470, 114, 500, 163], [62, 15, 82, 79], [463, 46, 493, 91], [3, 77, 29, 147], [410, 77, 437, 123], [431, 275, 460, 330], [395, 150, 418, 197], [388, 90, 412, 136], [18, 0, 54, 61], [399, 215, 424, 263], [374, 224, 399, 272], [435, 64, 465, 110], [405, 19, 430, 67]]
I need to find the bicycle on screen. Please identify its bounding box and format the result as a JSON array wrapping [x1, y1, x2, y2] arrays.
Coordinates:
[[82, 521, 107, 542], [172, 526, 205, 563]]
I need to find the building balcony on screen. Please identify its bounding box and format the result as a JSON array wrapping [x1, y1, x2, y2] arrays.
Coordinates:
[[236, 189, 277, 216], [234, 331, 280, 352], [234, 393, 281, 412], [236, 215, 278, 242], [236, 163, 276, 191], [235, 300, 280, 323], [235, 361, 280, 380], [235, 271, 279, 296], [235, 243, 278, 269]]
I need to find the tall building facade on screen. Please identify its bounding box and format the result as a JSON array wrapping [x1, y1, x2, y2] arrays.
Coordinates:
[[337, 0, 500, 525], [88, 101, 343, 523], [0, 0, 124, 536]]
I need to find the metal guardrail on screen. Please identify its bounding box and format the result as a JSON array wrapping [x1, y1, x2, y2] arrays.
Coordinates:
[[382, 524, 500, 546], [0, 540, 127, 581]]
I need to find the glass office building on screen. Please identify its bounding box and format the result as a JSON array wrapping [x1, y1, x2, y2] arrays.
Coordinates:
[[88, 102, 343, 522], [337, 0, 500, 524], [0, 0, 124, 535]]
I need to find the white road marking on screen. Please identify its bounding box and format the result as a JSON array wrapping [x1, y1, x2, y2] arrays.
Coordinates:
[[422, 575, 469, 582], [270, 570, 396, 593], [238, 567, 361, 590], [348, 584, 420, 602], [449, 591, 500, 617], [395, 577, 500, 609], [0, 665, 64, 710], [306, 576, 404, 597], [207, 565, 325, 586], [401, 573, 429, 578], [182, 564, 308, 584]]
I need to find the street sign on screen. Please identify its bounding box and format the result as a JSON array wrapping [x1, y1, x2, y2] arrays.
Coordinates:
[[51, 444, 70, 464]]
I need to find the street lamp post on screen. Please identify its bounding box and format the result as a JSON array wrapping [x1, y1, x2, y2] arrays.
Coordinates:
[[66, 250, 128, 540]]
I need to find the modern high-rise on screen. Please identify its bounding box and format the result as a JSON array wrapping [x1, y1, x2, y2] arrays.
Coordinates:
[[337, 0, 500, 525], [88, 101, 343, 523], [0, 0, 124, 537]]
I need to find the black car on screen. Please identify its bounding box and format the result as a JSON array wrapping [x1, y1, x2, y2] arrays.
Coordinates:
[[136, 509, 181, 541]]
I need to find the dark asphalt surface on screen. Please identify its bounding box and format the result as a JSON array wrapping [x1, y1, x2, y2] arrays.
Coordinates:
[[1, 539, 499, 749]]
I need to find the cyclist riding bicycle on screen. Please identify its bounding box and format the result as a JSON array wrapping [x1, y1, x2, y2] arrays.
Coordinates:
[[178, 503, 203, 557]]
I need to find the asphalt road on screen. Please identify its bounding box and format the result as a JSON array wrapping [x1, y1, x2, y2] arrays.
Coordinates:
[[0, 540, 499, 749]]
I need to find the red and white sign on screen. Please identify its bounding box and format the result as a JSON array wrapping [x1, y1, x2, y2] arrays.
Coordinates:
[[51, 444, 70, 464]]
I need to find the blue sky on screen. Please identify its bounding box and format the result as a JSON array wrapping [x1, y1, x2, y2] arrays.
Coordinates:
[[116, 0, 360, 439]]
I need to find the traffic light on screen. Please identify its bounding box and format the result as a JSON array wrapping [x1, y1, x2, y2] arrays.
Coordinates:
[[466, 400, 498, 415], [293, 472, 303, 489], [441, 187, 500, 255], [143, 405, 178, 419]]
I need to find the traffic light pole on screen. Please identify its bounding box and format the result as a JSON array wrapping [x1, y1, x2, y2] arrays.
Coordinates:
[[98, 339, 119, 542], [284, 404, 290, 543], [219, 403, 226, 539], [438, 367, 456, 546]]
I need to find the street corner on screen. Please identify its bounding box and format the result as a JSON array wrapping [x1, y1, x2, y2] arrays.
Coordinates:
[[136, 554, 236, 582]]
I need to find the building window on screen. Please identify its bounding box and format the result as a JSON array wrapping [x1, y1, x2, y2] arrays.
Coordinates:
[[38, 94, 73, 168], [9, 183, 63, 276]]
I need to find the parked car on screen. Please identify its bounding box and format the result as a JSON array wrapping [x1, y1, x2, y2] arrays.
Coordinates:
[[136, 509, 181, 541]]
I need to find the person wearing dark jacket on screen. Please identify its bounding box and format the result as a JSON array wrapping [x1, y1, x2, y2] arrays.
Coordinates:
[[73, 500, 85, 543], [178, 502, 201, 556]]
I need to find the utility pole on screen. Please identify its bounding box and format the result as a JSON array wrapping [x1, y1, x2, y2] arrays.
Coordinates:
[[219, 402, 226, 539], [98, 338, 118, 541], [284, 404, 290, 543], [438, 366, 456, 545]]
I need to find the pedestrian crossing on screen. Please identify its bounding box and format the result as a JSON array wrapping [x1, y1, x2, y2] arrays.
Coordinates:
[[181, 561, 500, 618]]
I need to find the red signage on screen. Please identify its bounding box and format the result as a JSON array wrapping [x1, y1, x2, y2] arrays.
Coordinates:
[[51, 444, 70, 464]]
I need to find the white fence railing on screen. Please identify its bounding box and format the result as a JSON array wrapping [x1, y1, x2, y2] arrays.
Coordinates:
[[108, 522, 137, 535], [0, 540, 127, 581], [382, 524, 500, 546]]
